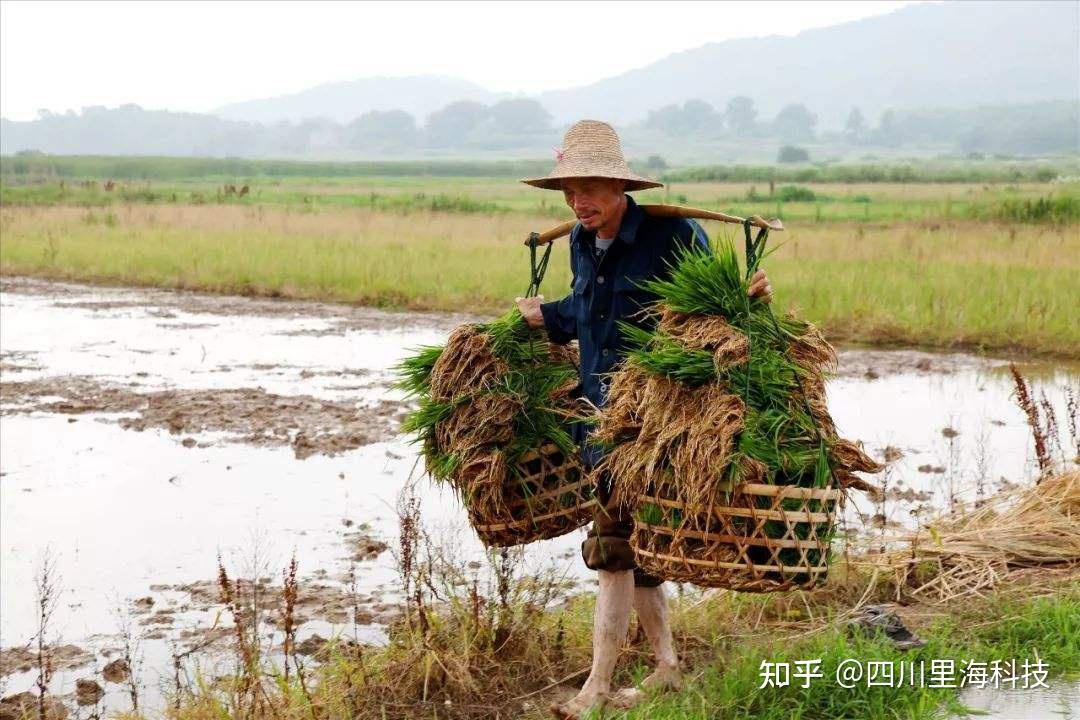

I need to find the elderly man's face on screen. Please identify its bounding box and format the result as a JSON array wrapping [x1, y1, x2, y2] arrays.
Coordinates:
[[562, 177, 626, 234]]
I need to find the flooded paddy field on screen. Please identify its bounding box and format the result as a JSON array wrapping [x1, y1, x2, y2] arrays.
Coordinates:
[[1, 277, 1076, 716]]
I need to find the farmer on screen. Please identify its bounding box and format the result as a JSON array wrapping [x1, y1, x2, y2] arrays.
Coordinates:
[[516, 119, 773, 718]]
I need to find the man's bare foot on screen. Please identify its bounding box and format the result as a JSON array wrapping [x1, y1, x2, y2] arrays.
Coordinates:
[[609, 664, 682, 709], [642, 664, 682, 691], [549, 689, 609, 719]]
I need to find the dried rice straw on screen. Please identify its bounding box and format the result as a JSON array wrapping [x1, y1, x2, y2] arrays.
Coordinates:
[[867, 471, 1080, 602]]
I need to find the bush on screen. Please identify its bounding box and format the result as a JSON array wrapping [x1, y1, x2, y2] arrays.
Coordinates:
[[777, 145, 810, 163], [645, 154, 669, 171], [995, 194, 1079, 223], [776, 185, 817, 202]]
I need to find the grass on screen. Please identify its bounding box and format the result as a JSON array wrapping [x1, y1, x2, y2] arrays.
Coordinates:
[[4, 174, 1079, 224], [2, 202, 1077, 357], [0, 154, 556, 180], [662, 159, 1080, 184], [613, 586, 1080, 720], [4, 154, 1077, 184], [157, 549, 1080, 720]]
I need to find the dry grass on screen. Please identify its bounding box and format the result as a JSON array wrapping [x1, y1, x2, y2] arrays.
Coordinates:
[[867, 470, 1080, 603], [599, 373, 747, 508]]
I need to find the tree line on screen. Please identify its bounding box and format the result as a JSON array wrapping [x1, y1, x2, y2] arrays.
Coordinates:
[[3, 97, 1076, 158]]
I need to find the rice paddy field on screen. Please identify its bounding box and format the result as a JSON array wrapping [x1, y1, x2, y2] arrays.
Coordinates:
[[1, 157, 1079, 358], [1, 156, 1079, 720]]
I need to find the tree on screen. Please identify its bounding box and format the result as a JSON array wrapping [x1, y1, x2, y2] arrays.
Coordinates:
[[844, 107, 866, 139], [644, 155, 668, 171], [681, 99, 722, 135], [645, 104, 683, 134], [646, 99, 721, 136], [279, 117, 341, 154], [345, 110, 418, 152], [777, 145, 810, 163], [725, 96, 758, 136], [876, 109, 901, 147], [488, 99, 552, 135], [424, 100, 489, 147], [773, 104, 818, 141]]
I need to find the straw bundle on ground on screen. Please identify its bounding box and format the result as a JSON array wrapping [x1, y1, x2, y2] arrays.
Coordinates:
[[870, 470, 1080, 602], [396, 310, 596, 546], [594, 237, 882, 591]]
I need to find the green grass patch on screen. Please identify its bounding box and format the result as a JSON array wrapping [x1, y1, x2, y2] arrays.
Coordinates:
[[612, 586, 1080, 720], [664, 160, 1079, 184], [4, 155, 1077, 185], [0, 154, 555, 181]]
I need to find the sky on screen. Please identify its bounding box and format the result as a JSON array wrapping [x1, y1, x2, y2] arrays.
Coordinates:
[[1, 0, 919, 122]]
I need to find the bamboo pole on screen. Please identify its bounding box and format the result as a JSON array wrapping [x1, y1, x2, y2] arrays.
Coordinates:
[[524, 204, 784, 246]]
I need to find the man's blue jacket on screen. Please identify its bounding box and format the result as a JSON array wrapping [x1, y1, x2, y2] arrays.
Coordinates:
[[539, 194, 709, 467]]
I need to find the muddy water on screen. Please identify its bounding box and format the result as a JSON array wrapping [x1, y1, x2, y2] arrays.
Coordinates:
[[957, 682, 1080, 719], [1, 278, 1076, 715]]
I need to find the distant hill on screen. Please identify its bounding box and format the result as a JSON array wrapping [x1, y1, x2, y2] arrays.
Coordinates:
[[537, 0, 1079, 127], [211, 75, 501, 125], [2, 1, 1077, 160], [200, 2, 1078, 130]]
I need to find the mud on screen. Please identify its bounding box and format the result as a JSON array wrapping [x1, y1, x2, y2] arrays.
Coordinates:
[[153, 571, 403, 632], [293, 634, 367, 660], [101, 658, 130, 684], [0, 350, 43, 376], [0, 692, 68, 720], [0, 644, 94, 676], [347, 532, 390, 562], [1, 276, 480, 333], [74, 678, 104, 707], [831, 348, 1014, 379], [1, 377, 408, 459]]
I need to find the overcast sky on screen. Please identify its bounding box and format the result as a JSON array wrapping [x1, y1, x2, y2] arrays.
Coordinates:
[[1, 0, 919, 121]]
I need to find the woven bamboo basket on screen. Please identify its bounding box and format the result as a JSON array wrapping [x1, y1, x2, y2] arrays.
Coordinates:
[[470, 443, 596, 547], [631, 480, 843, 592]]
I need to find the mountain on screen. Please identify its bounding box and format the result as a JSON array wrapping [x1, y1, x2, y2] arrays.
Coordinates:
[[0, 104, 272, 156], [211, 75, 501, 125], [2, 1, 1077, 159], [202, 2, 1077, 131], [537, 0, 1079, 127]]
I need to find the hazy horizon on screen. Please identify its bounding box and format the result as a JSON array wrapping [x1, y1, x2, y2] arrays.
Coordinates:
[[0, 0, 918, 121]]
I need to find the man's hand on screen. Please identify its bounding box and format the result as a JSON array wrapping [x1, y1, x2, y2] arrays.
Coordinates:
[[747, 269, 773, 303], [515, 295, 546, 329]]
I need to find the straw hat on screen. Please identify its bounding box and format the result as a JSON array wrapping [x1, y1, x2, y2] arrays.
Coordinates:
[[522, 119, 662, 191]]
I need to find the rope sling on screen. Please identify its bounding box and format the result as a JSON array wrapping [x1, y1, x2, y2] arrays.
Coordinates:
[[524, 230, 554, 299]]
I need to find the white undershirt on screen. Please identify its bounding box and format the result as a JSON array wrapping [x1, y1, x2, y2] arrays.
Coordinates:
[[593, 235, 614, 263]]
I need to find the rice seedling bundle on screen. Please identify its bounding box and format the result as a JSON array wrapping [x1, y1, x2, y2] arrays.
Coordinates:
[[593, 234, 883, 591], [396, 310, 596, 547]]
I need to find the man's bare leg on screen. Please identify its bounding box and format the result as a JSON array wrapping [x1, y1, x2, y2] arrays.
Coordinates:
[[610, 583, 681, 708], [550, 569, 634, 719]]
